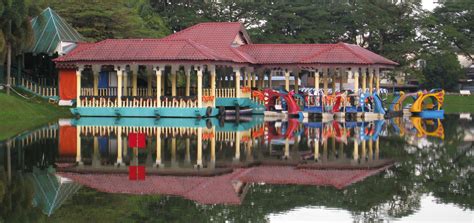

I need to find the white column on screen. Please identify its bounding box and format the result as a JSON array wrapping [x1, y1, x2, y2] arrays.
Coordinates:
[[76, 66, 84, 107], [76, 126, 82, 165], [234, 131, 241, 161], [234, 67, 241, 98], [314, 139, 319, 161], [209, 65, 216, 106], [116, 66, 125, 107], [322, 67, 328, 95], [155, 128, 162, 167], [210, 126, 216, 168], [269, 71, 273, 88], [369, 67, 374, 94], [92, 65, 100, 96], [315, 70, 320, 91], [352, 67, 359, 94], [171, 66, 178, 96], [123, 68, 129, 96], [116, 126, 123, 165], [284, 69, 290, 91], [197, 66, 203, 107], [130, 65, 139, 96], [375, 67, 380, 94], [361, 68, 367, 94], [196, 127, 203, 168], [155, 66, 164, 107], [147, 66, 153, 96], [185, 66, 192, 96]]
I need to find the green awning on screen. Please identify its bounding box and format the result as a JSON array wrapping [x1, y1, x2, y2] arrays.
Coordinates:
[[27, 7, 85, 55]]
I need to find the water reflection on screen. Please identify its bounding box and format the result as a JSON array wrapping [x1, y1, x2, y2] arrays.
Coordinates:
[[0, 115, 472, 222]]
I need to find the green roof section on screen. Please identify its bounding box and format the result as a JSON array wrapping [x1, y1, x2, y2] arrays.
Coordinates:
[[28, 7, 85, 54]]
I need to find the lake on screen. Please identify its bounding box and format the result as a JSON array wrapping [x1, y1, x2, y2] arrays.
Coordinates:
[[0, 114, 472, 222]]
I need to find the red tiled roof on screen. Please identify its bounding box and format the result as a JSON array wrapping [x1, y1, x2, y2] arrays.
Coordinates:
[[57, 165, 391, 205], [238, 42, 398, 66], [55, 22, 398, 67], [162, 22, 255, 63], [54, 39, 228, 63]]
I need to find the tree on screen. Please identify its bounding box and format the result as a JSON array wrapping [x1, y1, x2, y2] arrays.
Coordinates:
[[422, 52, 463, 91], [0, 0, 41, 95], [428, 0, 473, 60], [45, 0, 170, 41]]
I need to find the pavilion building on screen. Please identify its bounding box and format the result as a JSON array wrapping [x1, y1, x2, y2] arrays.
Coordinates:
[[54, 22, 397, 117]]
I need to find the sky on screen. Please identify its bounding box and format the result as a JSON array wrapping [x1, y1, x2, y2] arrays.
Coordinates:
[[422, 0, 438, 11]]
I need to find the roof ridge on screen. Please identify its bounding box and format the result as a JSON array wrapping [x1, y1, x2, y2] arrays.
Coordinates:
[[183, 39, 223, 60], [299, 44, 340, 63], [338, 42, 372, 64]]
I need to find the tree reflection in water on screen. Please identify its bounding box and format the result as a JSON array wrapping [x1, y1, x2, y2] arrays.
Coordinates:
[[0, 114, 471, 222]]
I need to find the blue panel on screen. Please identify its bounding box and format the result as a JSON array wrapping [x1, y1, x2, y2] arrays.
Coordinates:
[[98, 71, 109, 88]]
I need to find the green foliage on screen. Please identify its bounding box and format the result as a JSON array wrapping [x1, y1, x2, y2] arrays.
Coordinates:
[[44, 0, 170, 41], [427, 0, 473, 60], [0, 0, 41, 60], [422, 52, 463, 91]]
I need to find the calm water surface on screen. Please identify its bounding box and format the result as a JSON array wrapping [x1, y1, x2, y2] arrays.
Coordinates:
[[0, 114, 472, 222]]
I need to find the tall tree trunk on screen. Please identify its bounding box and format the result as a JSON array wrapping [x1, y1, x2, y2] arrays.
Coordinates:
[[6, 43, 11, 95]]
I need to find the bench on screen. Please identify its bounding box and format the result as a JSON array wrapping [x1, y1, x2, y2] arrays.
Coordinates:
[[460, 90, 471, 96]]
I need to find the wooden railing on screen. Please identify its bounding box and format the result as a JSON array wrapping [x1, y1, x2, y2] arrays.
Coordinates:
[[216, 88, 236, 98], [79, 126, 199, 137], [79, 96, 117, 107], [20, 78, 57, 97], [79, 96, 201, 108]]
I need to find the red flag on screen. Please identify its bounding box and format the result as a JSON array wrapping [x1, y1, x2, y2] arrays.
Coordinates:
[[128, 133, 146, 148], [129, 166, 146, 180]]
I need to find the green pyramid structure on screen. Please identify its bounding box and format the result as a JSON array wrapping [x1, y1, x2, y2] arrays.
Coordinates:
[[28, 7, 85, 55]]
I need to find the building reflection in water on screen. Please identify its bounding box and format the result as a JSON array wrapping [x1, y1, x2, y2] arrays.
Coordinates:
[[0, 116, 448, 214]]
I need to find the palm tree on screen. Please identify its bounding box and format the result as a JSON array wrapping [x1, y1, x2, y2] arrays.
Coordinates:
[[0, 0, 41, 95]]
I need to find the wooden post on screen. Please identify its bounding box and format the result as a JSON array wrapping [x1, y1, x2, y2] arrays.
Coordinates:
[[340, 68, 345, 91]]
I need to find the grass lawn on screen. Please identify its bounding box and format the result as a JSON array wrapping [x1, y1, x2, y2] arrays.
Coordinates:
[[0, 90, 71, 141]]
